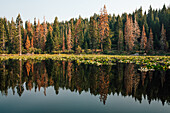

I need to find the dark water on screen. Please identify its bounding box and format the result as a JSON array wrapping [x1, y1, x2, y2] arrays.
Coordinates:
[[0, 60, 170, 113]]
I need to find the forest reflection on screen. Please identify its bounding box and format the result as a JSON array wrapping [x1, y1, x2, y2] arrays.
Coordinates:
[[0, 60, 169, 105]]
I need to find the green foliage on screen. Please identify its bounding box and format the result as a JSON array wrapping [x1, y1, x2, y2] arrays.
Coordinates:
[[76, 45, 82, 54], [104, 37, 111, 51], [45, 30, 54, 53]]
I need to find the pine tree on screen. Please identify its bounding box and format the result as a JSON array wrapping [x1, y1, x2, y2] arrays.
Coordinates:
[[43, 16, 47, 51], [67, 25, 72, 51], [16, 14, 23, 55], [75, 18, 82, 51], [160, 24, 168, 51], [70, 18, 75, 48], [62, 32, 65, 52], [27, 20, 32, 37], [0, 20, 7, 52], [45, 26, 54, 53], [104, 36, 111, 50], [31, 37, 34, 48], [133, 16, 140, 50], [146, 28, 154, 52], [103, 5, 110, 44], [53, 17, 60, 38], [140, 25, 147, 51], [115, 15, 123, 50], [35, 19, 41, 49], [99, 8, 104, 52], [99, 5, 110, 51], [53, 17, 60, 51], [25, 35, 30, 51], [31, 36, 34, 54], [124, 15, 134, 51], [118, 30, 123, 51], [90, 17, 98, 51], [40, 24, 45, 51]]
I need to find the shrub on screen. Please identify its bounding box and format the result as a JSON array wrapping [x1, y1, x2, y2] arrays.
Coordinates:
[[76, 46, 82, 54], [34, 48, 42, 54]]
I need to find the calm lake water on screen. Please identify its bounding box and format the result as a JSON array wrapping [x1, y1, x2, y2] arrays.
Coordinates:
[[0, 60, 170, 113]]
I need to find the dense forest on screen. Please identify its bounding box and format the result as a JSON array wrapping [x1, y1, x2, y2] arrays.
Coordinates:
[[0, 5, 169, 55]]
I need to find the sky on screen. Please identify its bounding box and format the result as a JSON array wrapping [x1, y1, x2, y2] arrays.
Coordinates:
[[0, 0, 169, 23]]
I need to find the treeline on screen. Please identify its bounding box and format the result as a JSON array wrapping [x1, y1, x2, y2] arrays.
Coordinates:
[[0, 60, 170, 105], [0, 5, 169, 54]]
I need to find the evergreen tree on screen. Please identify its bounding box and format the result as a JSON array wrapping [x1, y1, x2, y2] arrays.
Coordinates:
[[118, 30, 123, 51], [160, 24, 168, 51], [133, 15, 141, 50], [62, 31, 65, 52], [67, 25, 72, 51], [99, 5, 110, 51], [89, 17, 98, 51], [45, 26, 54, 53], [140, 25, 147, 51], [146, 28, 154, 52], [115, 15, 123, 50], [99, 8, 104, 52], [124, 15, 134, 51], [103, 5, 110, 51], [25, 35, 30, 51], [75, 18, 83, 51], [0, 20, 7, 52]]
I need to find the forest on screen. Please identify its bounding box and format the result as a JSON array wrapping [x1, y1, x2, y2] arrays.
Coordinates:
[[0, 5, 169, 55]]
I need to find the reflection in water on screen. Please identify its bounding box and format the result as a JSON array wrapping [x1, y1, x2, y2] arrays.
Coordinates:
[[0, 60, 170, 105]]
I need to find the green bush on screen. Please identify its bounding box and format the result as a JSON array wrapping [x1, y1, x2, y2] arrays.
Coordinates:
[[0, 50, 8, 54], [22, 49, 27, 54], [34, 48, 42, 54], [76, 46, 82, 54]]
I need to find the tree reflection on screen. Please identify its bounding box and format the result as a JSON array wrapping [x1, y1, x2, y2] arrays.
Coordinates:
[[0, 60, 170, 105]]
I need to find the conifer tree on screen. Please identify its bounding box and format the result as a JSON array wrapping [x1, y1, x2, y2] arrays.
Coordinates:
[[146, 28, 154, 52], [115, 15, 123, 50], [31, 37, 34, 48], [118, 30, 123, 51], [160, 24, 168, 51], [99, 5, 110, 51], [62, 31, 65, 52], [140, 25, 147, 51], [25, 35, 30, 51], [124, 15, 134, 51], [90, 17, 98, 51], [75, 18, 82, 50], [133, 16, 140, 50], [67, 25, 72, 51], [0, 21, 7, 52], [35, 19, 41, 48], [53, 17, 60, 51], [53, 17, 60, 38], [99, 8, 104, 52], [45, 26, 54, 53], [19, 20, 22, 55], [70, 19, 75, 46], [27, 20, 32, 36]]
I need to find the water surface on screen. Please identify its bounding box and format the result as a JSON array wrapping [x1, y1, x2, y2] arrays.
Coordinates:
[[0, 60, 170, 113]]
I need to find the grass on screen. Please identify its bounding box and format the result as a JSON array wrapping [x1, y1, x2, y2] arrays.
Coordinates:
[[0, 54, 170, 71]]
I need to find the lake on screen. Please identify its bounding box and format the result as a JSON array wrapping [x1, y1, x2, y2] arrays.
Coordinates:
[[0, 60, 170, 113]]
